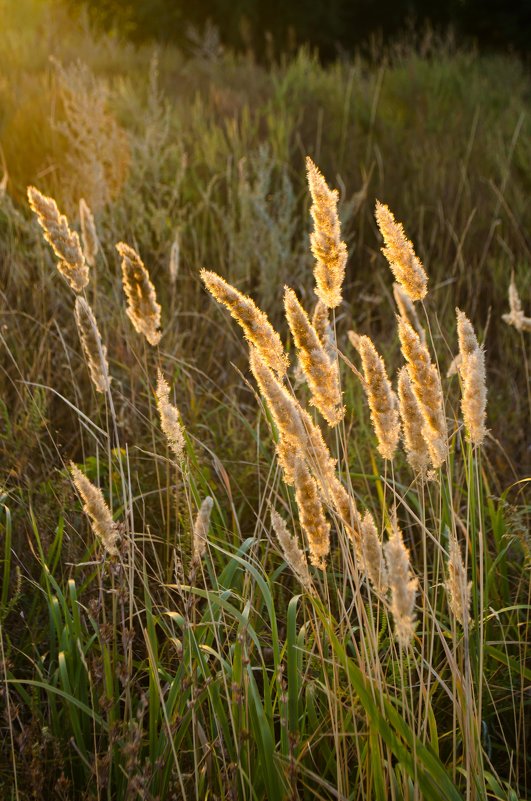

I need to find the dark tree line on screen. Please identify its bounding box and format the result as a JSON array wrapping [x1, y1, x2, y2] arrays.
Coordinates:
[[66, 0, 530, 59]]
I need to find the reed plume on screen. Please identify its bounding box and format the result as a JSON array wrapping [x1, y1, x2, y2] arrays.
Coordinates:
[[270, 507, 312, 590], [69, 463, 120, 557], [27, 186, 89, 292], [306, 157, 347, 309], [294, 458, 330, 569], [284, 287, 344, 426], [155, 369, 186, 464], [397, 366, 431, 478], [74, 297, 111, 393], [375, 202, 427, 301], [116, 242, 162, 346], [385, 523, 418, 648], [398, 316, 448, 469], [502, 273, 531, 333], [359, 511, 388, 591], [169, 232, 180, 285], [192, 496, 213, 565], [358, 335, 399, 460], [202, 270, 288, 376], [393, 282, 426, 344], [456, 309, 487, 446], [347, 330, 361, 352], [79, 197, 99, 267], [445, 534, 471, 627]]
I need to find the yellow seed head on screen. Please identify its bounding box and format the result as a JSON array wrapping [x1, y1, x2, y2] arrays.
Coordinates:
[[155, 369, 186, 464], [116, 242, 162, 346], [70, 462, 120, 556], [192, 496, 213, 565], [456, 309, 488, 446], [445, 534, 472, 627], [393, 282, 426, 344], [358, 335, 399, 460], [202, 270, 288, 377], [375, 201, 427, 301], [270, 507, 312, 590], [294, 458, 330, 570], [397, 366, 431, 478], [385, 524, 418, 648], [306, 157, 347, 309], [79, 197, 99, 267], [502, 273, 531, 333], [27, 186, 89, 292], [74, 297, 111, 393]]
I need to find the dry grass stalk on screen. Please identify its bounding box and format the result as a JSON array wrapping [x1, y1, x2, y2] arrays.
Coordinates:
[[393, 282, 426, 344], [294, 459, 330, 569], [445, 534, 472, 626], [385, 523, 418, 648], [284, 287, 344, 427], [192, 496, 213, 565], [375, 202, 427, 301], [79, 197, 99, 267], [502, 273, 531, 333], [397, 366, 431, 478], [398, 316, 448, 469], [155, 369, 186, 464], [69, 463, 120, 556], [359, 511, 388, 591], [27, 186, 89, 292], [202, 270, 288, 377], [358, 335, 400, 460], [306, 156, 347, 309], [116, 242, 162, 346], [169, 233, 180, 284], [74, 297, 111, 393], [270, 507, 312, 590], [456, 309, 487, 446]]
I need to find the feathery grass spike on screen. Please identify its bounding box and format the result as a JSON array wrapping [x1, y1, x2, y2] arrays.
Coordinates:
[[156, 369, 186, 464], [116, 242, 162, 346], [70, 463, 120, 556], [393, 282, 426, 344], [359, 512, 388, 591], [358, 335, 399, 460], [446, 534, 472, 626], [270, 507, 312, 590], [202, 270, 288, 376], [192, 496, 213, 565], [306, 156, 347, 308], [397, 366, 431, 477], [27, 186, 89, 292], [456, 309, 487, 446], [79, 197, 99, 267], [169, 233, 180, 284], [74, 297, 111, 393], [398, 316, 448, 469], [375, 202, 427, 301], [284, 286, 344, 426], [385, 523, 418, 648], [502, 273, 531, 333], [294, 458, 330, 569]]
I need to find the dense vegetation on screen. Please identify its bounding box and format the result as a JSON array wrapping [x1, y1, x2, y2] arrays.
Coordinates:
[[0, 1, 530, 799]]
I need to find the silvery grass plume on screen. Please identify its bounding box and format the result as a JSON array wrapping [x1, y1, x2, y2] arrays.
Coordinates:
[[456, 309, 488, 446], [446, 354, 462, 379], [27, 186, 89, 292], [69, 463, 120, 557], [169, 232, 180, 284], [306, 156, 347, 309], [385, 523, 418, 648], [397, 366, 431, 478], [359, 512, 388, 591], [357, 335, 400, 460], [79, 197, 99, 267], [270, 506, 312, 590], [393, 282, 426, 344], [74, 297, 111, 393], [284, 287, 344, 427], [398, 316, 448, 470], [502, 273, 531, 333], [445, 533, 472, 627], [116, 242, 162, 346], [155, 369, 185, 464], [201, 270, 288, 377], [294, 458, 330, 569], [192, 496, 213, 566], [375, 201, 427, 302]]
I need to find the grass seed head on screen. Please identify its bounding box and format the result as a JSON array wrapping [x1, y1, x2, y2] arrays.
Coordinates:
[[79, 197, 99, 267], [116, 242, 162, 346], [445, 534, 472, 627], [192, 496, 213, 565], [358, 335, 400, 460], [270, 506, 312, 590], [397, 366, 431, 478], [155, 369, 186, 464], [502, 273, 531, 333], [294, 458, 330, 570], [456, 308, 488, 446], [74, 297, 111, 393], [69, 462, 120, 556], [375, 201, 427, 301], [385, 523, 418, 649]]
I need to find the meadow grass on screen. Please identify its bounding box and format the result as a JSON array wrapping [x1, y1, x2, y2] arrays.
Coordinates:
[[0, 2, 530, 799]]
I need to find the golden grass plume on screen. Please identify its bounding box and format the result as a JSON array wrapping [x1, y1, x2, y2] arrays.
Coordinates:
[[270, 506, 312, 590], [358, 335, 399, 460], [502, 273, 531, 333], [456, 309, 487, 446], [116, 242, 162, 346], [155, 369, 186, 464], [385, 523, 418, 648], [397, 366, 431, 478], [69, 462, 120, 557], [375, 201, 427, 301], [74, 297, 111, 394], [79, 197, 99, 267]]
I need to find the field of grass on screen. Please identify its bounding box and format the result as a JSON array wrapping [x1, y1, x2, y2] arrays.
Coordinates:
[[0, 1, 530, 799]]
